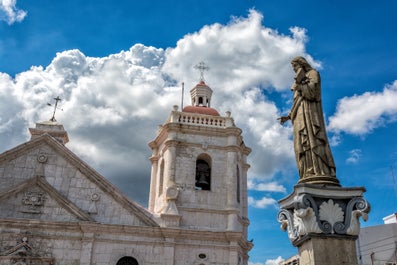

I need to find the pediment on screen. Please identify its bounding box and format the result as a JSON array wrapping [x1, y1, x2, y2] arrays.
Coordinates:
[[0, 236, 55, 265], [0, 133, 158, 227], [0, 175, 93, 222]]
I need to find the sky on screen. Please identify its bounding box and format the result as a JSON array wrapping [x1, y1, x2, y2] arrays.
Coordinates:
[[1, 0, 397, 264]]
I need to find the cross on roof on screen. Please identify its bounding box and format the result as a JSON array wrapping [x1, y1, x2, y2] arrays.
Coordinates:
[[194, 61, 210, 81], [48, 96, 62, 122]]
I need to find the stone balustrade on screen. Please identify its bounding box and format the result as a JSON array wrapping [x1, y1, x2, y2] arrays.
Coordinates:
[[169, 111, 234, 128]]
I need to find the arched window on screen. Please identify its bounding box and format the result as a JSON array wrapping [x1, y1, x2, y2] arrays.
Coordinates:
[[195, 155, 211, 190], [116, 256, 138, 265], [198, 97, 203, 105]]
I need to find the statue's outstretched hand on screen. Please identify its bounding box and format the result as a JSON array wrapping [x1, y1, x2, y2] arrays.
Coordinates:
[[277, 116, 290, 125]]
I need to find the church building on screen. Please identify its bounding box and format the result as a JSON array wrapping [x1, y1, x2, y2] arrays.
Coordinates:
[[0, 74, 252, 264]]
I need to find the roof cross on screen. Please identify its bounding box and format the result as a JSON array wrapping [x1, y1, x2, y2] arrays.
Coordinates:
[[47, 96, 62, 122], [194, 61, 210, 81]]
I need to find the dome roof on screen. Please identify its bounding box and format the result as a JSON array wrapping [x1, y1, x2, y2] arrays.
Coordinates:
[[196, 80, 208, 87], [182, 105, 220, 116]]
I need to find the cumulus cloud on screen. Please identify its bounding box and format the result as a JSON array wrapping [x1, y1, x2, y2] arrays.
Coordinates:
[[248, 196, 278, 209], [0, 0, 27, 24], [163, 9, 309, 91], [328, 81, 397, 135], [0, 10, 310, 204]]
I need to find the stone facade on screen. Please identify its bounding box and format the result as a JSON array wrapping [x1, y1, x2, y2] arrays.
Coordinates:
[[0, 81, 252, 264]]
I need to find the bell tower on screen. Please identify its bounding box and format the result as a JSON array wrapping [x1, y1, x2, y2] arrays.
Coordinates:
[[148, 65, 253, 264], [148, 65, 252, 263], [148, 63, 251, 236]]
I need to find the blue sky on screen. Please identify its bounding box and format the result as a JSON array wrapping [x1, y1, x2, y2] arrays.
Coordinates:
[[1, 1, 397, 264]]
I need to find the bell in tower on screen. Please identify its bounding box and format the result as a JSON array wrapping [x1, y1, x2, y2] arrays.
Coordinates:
[[195, 159, 210, 190]]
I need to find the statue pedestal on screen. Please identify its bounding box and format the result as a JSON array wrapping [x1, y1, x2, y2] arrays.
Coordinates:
[[277, 184, 370, 265], [299, 236, 358, 265]]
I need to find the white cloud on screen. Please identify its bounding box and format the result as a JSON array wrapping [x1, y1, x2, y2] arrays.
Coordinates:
[[0, 10, 310, 203], [328, 81, 397, 135], [248, 196, 277, 209], [265, 256, 284, 265], [0, 0, 27, 24], [248, 180, 286, 193], [346, 149, 362, 164], [248, 257, 285, 265], [163, 9, 311, 92]]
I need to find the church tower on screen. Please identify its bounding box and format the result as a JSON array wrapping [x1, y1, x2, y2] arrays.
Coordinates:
[[148, 64, 251, 238]]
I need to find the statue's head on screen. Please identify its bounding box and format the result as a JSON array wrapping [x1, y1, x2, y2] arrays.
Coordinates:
[[291, 56, 313, 71]]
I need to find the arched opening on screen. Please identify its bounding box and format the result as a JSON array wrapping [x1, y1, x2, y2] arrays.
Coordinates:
[[195, 155, 211, 190], [198, 97, 203, 105], [116, 256, 138, 265]]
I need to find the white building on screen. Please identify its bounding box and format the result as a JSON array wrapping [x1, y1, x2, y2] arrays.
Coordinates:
[[0, 79, 252, 265], [357, 214, 397, 265]]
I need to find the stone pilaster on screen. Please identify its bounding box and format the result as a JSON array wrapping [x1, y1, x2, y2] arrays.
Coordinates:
[[277, 184, 370, 265], [148, 154, 159, 212]]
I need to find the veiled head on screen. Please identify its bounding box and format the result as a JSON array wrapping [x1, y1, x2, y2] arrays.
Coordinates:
[[291, 56, 313, 71]]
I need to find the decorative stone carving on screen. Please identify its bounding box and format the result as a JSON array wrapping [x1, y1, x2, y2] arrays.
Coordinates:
[[277, 185, 370, 245], [347, 209, 368, 235], [294, 207, 322, 236], [88, 192, 100, 214], [21, 190, 46, 214], [160, 187, 181, 227], [319, 199, 344, 233], [34, 154, 48, 177], [0, 236, 54, 265], [37, 154, 48, 163], [165, 187, 178, 200]]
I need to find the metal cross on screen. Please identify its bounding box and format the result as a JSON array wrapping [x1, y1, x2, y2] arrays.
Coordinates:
[[194, 61, 210, 81], [47, 96, 62, 122]]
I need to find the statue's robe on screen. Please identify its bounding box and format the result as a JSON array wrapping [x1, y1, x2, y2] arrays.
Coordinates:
[[290, 69, 336, 181]]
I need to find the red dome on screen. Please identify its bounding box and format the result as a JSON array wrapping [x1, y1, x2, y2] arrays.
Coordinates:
[[182, 105, 220, 116]]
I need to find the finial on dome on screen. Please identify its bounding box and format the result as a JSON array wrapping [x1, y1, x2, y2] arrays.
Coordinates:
[[194, 61, 210, 82]]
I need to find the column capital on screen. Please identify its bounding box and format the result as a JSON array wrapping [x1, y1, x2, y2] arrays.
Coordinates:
[[277, 184, 370, 246]]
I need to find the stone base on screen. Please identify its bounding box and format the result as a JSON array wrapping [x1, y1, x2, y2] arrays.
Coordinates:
[[299, 236, 358, 265]]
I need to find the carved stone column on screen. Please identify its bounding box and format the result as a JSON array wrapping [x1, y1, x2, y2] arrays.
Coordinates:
[[277, 184, 370, 265]]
